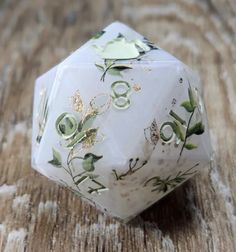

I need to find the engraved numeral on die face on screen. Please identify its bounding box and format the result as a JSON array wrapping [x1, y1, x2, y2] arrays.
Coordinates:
[[111, 81, 131, 109], [88, 179, 109, 194], [73, 174, 108, 194]]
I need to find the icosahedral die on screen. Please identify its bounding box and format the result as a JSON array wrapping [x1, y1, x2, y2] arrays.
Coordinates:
[[32, 22, 212, 222]]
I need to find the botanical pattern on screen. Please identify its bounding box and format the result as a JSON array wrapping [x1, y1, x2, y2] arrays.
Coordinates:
[[144, 119, 160, 147], [95, 60, 132, 82], [93, 33, 158, 112], [93, 31, 205, 158], [92, 30, 105, 40], [159, 83, 205, 162], [112, 158, 148, 180], [142, 80, 205, 195], [112, 118, 161, 181], [48, 91, 111, 194], [94, 33, 158, 81], [92, 34, 158, 113], [178, 85, 205, 161], [48, 148, 108, 194], [36, 88, 49, 143], [112, 119, 160, 181], [94, 33, 157, 60], [144, 163, 199, 193], [44, 28, 206, 200]]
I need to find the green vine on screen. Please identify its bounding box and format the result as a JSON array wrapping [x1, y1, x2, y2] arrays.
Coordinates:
[[144, 163, 199, 193], [95, 59, 132, 82], [48, 91, 110, 194], [160, 83, 205, 162], [48, 148, 107, 194], [112, 158, 148, 180], [177, 84, 204, 162], [94, 34, 158, 81]]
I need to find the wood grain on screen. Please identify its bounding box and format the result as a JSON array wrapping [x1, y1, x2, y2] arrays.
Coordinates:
[[0, 0, 236, 251]]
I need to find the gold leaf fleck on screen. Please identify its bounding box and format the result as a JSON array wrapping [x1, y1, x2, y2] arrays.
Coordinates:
[[133, 84, 141, 92], [71, 90, 83, 112], [82, 128, 98, 149]]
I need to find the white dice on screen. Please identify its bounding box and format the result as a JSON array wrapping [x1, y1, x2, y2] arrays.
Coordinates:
[[32, 22, 212, 222]]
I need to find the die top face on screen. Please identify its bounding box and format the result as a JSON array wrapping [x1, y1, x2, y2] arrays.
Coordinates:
[[32, 22, 212, 221]]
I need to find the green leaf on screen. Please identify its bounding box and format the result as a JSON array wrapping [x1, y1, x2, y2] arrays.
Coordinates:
[[96, 37, 140, 59], [143, 38, 158, 50], [134, 39, 150, 52], [36, 135, 42, 143], [188, 87, 197, 108], [107, 63, 132, 77], [95, 64, 104, 72], [84, 153, 102, 162], [82, 153, 103, 172], [117, 33, 125, 38], [184, 143, 198, 150], [152, 177, 161, 186], [161, 183, 168, 193], [181, 101, 194, 113], [110, 64, 132, 71], [107, 68, 122, 76], [187, 121, 205, 137], [48, 148, 62, 167], [104, 59, 115, 67], [92, 30, 105, 39]]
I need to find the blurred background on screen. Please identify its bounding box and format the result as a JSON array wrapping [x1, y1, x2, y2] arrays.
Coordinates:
[[0, 0, 235, 251]]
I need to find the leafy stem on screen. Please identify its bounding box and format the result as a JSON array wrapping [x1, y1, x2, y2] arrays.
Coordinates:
[[48, 148, 106, 194], [113, 158, 148, 180], [95, 60, 132, 82], [59, 148, 83, 191], [178, 107, 196, 162], [100, 62, 116, 81], [144, 163, 199, 193], [67, 149, 84, 167], [48, 91, 109, 195], [176, 84, 204, 162]]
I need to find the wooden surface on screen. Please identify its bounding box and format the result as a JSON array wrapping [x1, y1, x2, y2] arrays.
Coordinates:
[[0, 0, 236, 251]]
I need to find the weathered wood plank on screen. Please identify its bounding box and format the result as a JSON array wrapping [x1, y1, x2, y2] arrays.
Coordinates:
[[0, 0, 236, 251]]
